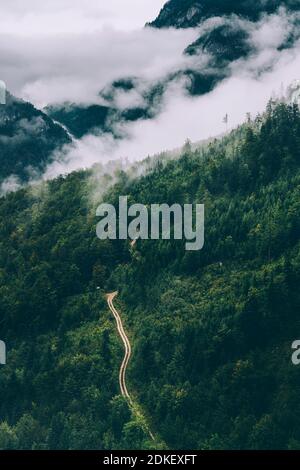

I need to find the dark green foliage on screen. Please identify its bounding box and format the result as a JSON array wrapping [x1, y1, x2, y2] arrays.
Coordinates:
[[46, 103, 111, 139], [0, 102, 300, 449], [46, 80, 166, 138]]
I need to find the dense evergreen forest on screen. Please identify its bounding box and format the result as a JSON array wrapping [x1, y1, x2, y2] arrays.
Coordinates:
[[0, 101, 299, 449]]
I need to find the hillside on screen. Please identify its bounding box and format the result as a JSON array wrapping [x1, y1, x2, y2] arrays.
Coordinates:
[[0, 101, 299, 449], [0, 93, 71, 187]]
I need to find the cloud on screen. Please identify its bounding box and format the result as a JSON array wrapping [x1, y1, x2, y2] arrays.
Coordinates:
[[1, 4, 300, 191], [0, 175, 22, 196], [39, 8, 300, 175], [0, 27, 197, 107]]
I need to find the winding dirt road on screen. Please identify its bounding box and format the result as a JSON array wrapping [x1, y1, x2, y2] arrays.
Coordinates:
[[106, 291, 155, 441], [106, 292, 133, 405]]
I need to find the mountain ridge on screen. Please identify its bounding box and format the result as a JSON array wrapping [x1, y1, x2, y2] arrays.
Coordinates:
[[0, 92, 71, 187], [149, 0, 299, 28]]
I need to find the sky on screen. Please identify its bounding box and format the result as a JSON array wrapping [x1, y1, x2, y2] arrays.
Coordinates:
[[0, 0, 164, 34], [0, 0, 192, 106]]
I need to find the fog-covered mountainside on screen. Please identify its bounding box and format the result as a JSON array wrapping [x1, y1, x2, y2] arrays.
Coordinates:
[[2, 1, 300, 184], [45, 0, 300, 140], [1, 101, 300, 449], [45, 78, 162, 139], [151, 0, 300, 94], [0, 93, 70, 186], [0, 0, 300, 453], [150, 0, 299, 28]]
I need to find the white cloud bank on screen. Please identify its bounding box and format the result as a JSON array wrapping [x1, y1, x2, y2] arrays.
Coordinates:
[[0, 3, 300, 190], [42, 8, 300, 177], [0, 0, 164, 34]]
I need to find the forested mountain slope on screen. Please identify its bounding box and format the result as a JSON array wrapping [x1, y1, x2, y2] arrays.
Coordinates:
[[0, 101, 299, 449], [0, 93, 71, 185]]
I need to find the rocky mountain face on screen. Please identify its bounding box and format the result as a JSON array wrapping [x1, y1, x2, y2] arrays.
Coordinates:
[[48, 1, 300, 140], [148, 0, 300, 96], [149, 0, 299, 28], [45, 78, 165, 139], [0, 93, 70, 186]]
